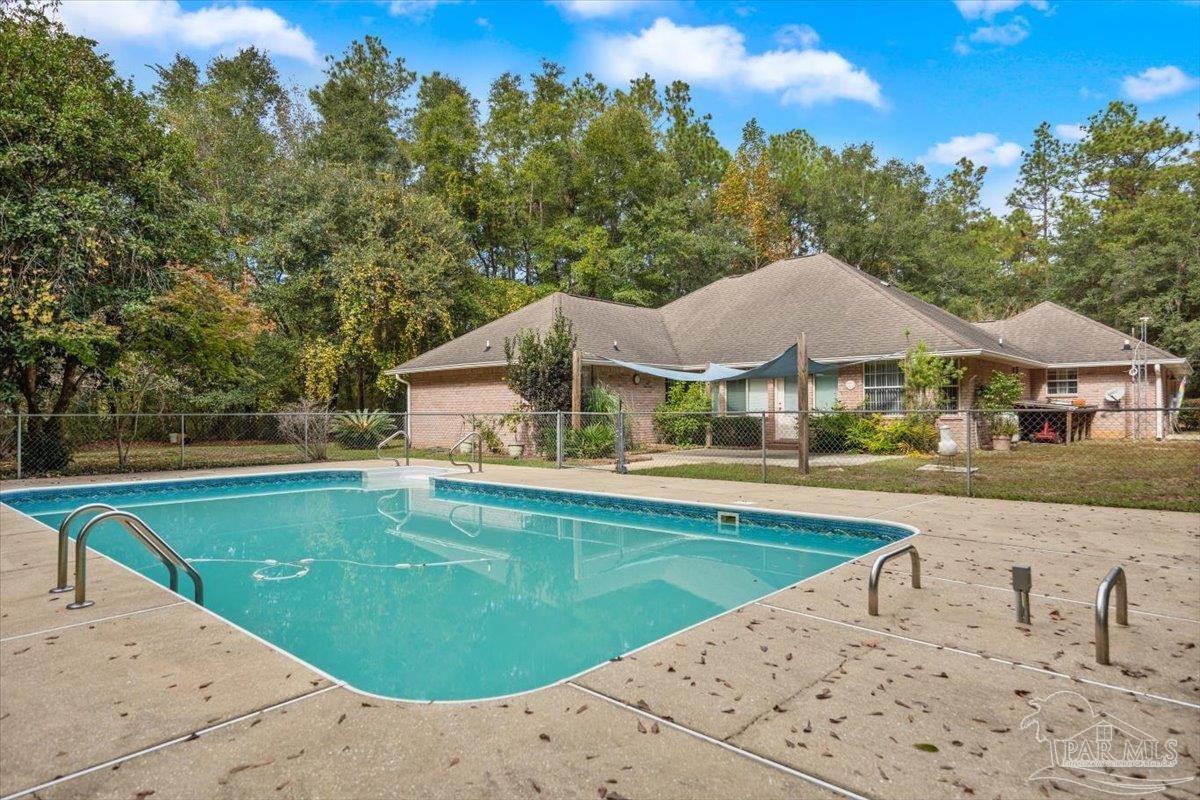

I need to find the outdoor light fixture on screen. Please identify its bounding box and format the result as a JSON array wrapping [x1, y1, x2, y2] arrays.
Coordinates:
[[633, 374, 641, 385]]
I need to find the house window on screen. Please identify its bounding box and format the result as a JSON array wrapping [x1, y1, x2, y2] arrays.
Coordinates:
[[1047, 368, 1078, 396], [724, 379, 767, 413], [864, 361, 904, 412], [939, 372, 960, 411]]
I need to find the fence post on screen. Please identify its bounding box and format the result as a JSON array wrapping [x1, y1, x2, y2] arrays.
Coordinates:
[[615, 401, 626, 474], [556, 411, 564, 468], [760, 411, 767, 483], [304, 413, 310, 461], [15, 413, 22, 480], [965, 410, 973, 497], [178, 414, 185, 469]]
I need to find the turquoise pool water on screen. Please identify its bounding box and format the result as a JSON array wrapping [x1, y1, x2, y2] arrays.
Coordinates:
[[2, 471, 910, 700]]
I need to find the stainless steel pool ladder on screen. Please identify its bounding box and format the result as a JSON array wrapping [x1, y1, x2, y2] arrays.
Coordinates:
[[867, 544, 921, 616], [52, 505, 203, 609], [377, 429, 410, 465], [1095, 565, 1129, 665], [449, 430, 483, 473], [449, 504, 483, 538]]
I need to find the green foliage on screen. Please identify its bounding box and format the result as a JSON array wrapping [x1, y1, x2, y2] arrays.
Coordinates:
[[980, 371, 1024, 410], [582, 383, 621, 414], [465, 415, 505, 454], [810, 405, 857, 452], [564, 422, 614, 459], [844, 414, 938, 455], [712, 416, 762, 448], [332, 410, 396, 449], [503, 309, 577, 412], [653, 382, 711, 445], [900, 340, 964, 412]]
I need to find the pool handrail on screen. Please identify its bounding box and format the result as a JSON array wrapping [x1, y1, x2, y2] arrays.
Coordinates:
[[448, 430, 483, 473], [377, 429, 410, 465], [1094, 565, 1129, 665], [67, 509, 203, 609], [448, 503, 483, 538], [53, 503, 118, 594], [868, 544, 921, 616]]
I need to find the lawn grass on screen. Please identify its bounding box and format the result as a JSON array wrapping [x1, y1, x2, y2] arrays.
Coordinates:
[[1, 440, 558, 479], [635, 439, 1200, 512]]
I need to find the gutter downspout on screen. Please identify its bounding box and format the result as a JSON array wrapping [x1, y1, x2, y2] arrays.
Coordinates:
[[397, 376, 412, 439], [1154, 364, 1163, 440]]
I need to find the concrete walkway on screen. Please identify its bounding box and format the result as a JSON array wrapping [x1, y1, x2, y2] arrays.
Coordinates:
[[2, 461, 1197, 799]]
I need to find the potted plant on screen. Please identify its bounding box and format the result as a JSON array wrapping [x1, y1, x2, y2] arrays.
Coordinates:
[[500, 410, 526, 458], [990, 415, 1018, 451], [979, 372, 1024, 452]]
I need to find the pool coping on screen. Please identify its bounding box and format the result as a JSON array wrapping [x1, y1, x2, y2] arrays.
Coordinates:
[[1, 467, 920, 706]]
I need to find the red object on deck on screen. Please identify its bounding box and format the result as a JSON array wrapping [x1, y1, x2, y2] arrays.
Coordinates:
[[1032, 419, 1060, 443]]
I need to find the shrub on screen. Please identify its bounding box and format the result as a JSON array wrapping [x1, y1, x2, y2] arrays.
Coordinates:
[[333, 410, 395, 449], [712, 415, 761, 447], [653, 382, 710, 446], [504, 309, 576, 412], [583, 383, 620, 414], [810, 405, 856, 452], [466, 415, 505, 454], [564, 422, 615, 459], [1175, 398, 1199, 431], [278, 399, 333, 460], [844, 413, 936, 455]]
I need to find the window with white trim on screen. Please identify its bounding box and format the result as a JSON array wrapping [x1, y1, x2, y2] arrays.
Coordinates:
[[863, 361, 904, 412], [724, 379, 768, 413], [939, 370, 960, 411], [1046, 368, 1078, 396]]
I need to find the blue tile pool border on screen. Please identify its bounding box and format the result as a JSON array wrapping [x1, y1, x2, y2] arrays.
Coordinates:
[[0, 469, 368, 508], [430, 477, 915, 542]]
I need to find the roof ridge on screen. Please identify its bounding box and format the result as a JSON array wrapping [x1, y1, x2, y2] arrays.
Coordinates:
[[822, 254, 995, 351]]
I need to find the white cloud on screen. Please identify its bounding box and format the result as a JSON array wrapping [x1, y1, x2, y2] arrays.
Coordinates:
[[388, 0, 457, 20], [968, 16, 1029, 46], [550, 0, 649, 19], [923, 133, 1022, 167], [774, 23, 819, 49], [1054, 123, 1085, 141], [952, 0, 1047, 21], [594, 18, 882, 108], [57, 1, 320, 65], [1122, 65, 1199, 102]]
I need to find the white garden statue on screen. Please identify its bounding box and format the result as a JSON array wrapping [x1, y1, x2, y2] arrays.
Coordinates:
[[937, 425, 959, 463]]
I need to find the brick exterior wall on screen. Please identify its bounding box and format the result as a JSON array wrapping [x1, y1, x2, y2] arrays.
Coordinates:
[[407, 365, 666, 449]]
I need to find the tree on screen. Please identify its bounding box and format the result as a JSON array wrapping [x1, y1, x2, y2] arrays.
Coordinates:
[[900, 340, 965, 412], [1, 4, 202, 469], [716, 119, 792, 270], [308, 36, 415, 172], [503, 309, 576, 412]]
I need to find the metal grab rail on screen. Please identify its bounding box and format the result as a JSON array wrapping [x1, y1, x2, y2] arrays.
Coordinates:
[[1095, 565, 1129, 665], [448, 430, 483, 473], [377, 429, 410, 465], [52, 503, 117, 594], [449, 504, 484, 538], [868, 544, 921, 616], [67, 510, 204, 610]]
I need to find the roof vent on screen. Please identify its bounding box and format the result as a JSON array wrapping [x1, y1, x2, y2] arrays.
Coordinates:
[[613, 340, 619, 351], [998, 337, 1004, 346], [880, 280, 890, 287], [484, 339, 491, 351]]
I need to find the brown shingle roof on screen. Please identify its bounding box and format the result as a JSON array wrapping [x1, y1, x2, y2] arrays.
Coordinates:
[[390, 254, 1157, 375], [974, 301, 1183, 366]]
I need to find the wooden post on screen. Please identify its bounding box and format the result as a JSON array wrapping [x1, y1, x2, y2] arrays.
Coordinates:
[[571, 348, 582, 429], [797, 334, 809, 474], [1065, 410, 1073, 446]]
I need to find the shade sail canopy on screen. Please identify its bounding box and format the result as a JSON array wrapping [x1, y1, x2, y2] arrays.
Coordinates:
[[602, 344, 842, 383], [602, 358, 745, 383]]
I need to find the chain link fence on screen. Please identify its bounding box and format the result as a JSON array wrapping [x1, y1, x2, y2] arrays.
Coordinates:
[[3, 406, 1197, 511]]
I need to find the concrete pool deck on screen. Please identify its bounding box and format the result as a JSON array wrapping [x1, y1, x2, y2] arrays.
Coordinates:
[[1, 461, 1197, 799]]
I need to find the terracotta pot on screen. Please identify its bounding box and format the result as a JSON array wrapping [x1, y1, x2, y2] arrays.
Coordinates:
[[991, 435, 1012, 452], [506, 444, 524, 458]]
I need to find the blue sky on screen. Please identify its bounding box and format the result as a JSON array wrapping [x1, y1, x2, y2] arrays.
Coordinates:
[[59, 0, 1200, 210]]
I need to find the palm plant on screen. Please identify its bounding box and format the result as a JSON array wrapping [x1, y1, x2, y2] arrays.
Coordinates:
[[333, 410, 396, 449]]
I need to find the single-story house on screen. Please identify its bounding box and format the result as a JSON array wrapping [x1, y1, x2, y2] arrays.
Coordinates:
[[388, 254, 1189, 448]]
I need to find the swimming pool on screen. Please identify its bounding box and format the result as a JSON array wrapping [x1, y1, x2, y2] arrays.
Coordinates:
[[2, 469, 915, 701]]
